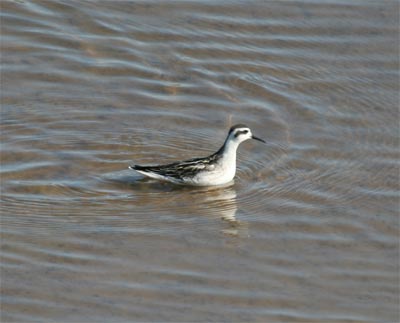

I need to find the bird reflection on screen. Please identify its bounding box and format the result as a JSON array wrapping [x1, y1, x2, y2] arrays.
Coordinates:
[[109, 173, 249, 237], [155, 181, 249, 237]]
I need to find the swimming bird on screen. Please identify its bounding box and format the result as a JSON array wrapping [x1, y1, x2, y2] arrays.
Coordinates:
[[129, 124, 265, 186]]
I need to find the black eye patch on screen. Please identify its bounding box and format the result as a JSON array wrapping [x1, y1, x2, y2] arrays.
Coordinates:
[[234, 129, 249, 137]]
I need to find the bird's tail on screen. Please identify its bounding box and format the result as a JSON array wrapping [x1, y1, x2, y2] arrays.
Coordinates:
[[129, 165, 150, 171], [129, 165, 140, 170]]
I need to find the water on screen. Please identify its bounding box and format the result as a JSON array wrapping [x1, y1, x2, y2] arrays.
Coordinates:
[[1, 0, 399, 322]]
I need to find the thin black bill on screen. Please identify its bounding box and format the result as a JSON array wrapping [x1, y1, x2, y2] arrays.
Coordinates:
[[252, 135, 266, 143]]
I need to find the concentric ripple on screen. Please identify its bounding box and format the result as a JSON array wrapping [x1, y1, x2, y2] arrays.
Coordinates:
[[1, 1, 398, 322]]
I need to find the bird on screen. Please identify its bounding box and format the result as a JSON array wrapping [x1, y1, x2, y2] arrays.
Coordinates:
[[129, 124, 265, 186]]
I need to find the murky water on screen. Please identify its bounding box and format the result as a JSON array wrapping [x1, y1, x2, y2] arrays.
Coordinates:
[[1, 0, 399, 322]]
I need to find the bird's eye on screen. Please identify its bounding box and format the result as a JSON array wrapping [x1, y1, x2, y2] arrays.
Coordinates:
[[234, 129, 249, 138]]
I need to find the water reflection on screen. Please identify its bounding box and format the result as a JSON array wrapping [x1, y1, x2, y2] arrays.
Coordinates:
[[183, 183, 249, 237], [109, 172, 248, 236]]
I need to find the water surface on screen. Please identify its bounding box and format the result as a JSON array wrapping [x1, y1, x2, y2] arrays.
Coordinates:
[[1, 0, 399, 322]]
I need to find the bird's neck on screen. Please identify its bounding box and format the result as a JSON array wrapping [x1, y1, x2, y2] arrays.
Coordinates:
[[218, 138, 239, 163]]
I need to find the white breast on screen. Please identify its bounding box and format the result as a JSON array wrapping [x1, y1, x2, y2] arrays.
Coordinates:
[[190, 150, 237, 186]]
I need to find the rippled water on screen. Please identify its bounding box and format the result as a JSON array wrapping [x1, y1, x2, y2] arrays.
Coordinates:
[[1, 0, 399, 322]]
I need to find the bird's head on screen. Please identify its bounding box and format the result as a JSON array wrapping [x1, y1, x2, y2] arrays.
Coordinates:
[[227, 124, 266, 144]]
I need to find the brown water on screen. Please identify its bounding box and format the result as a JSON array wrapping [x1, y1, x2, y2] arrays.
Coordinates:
[[1, 1, 399, 322]]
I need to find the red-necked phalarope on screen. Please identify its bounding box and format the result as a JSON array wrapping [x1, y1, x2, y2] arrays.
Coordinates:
[[129, 124, 265, 186]]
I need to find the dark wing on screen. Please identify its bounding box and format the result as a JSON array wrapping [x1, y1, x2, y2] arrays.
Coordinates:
[[131, 154, 220, 180]]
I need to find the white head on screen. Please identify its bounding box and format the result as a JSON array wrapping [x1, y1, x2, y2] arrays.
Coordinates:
[[226, 124, 266, 145]]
